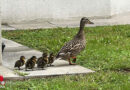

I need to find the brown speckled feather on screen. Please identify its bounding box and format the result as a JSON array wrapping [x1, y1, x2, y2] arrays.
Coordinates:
[[56, 17, 93, 60], [57, 37, 86, 59]]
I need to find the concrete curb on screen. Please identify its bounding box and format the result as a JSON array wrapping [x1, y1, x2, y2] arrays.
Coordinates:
[[4, 71, 95, 81]]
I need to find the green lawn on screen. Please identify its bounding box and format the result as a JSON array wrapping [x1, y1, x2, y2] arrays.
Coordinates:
[[2, 25, 130, 90]]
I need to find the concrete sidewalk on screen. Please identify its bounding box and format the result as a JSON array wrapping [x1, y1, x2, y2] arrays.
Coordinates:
[[1, 38, 94, 80], [2, 12, 130, 30]]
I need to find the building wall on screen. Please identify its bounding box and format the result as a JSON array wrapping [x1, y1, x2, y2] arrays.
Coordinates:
[[111, 0, 130, 15], [1, 0, 130, 24], [1, 0, 111, 23]]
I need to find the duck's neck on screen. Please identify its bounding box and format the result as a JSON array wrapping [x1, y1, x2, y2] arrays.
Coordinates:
[[76, 21, 85, 38]]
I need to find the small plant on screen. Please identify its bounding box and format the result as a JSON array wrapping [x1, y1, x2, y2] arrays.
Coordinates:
[[126, 32, 130, 37], [14, 70, 29, 76]]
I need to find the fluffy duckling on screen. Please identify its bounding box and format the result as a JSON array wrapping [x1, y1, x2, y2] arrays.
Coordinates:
[[25, 56, 37, 71], [37, 53, 48, 69], [14, 56, 25, 70], [48, 52, 55, 66]]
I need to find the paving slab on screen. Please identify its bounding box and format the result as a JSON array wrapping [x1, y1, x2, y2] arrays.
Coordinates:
[[0, 66, 19, 78], [1, 38, 94, 80]]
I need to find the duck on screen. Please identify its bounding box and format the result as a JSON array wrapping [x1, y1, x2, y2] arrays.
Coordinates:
[[56, 17, 94, 65], [14, 56, 25, 70], [25, 56, 37, 71], [37, 53, 48, 69], [48, 52, 55, 66]]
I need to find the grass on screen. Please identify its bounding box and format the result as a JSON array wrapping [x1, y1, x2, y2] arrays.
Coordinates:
[[13, 70, 29, 76], [2, 25, 130, 90]]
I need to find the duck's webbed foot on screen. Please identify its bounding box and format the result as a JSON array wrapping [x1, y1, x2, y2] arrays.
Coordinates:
[[25, 68, 28, 71], [69, 63, 76, 65], [50, 64, 54, 66], [72, 57, 76, 63], [68, 58, 76, 65]]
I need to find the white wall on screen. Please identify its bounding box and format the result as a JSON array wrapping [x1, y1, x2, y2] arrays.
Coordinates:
[[1, 0, 110, 23], [1, 0, 130, 24], [111, 0, 130, 15], [0, 2, 2, 65]]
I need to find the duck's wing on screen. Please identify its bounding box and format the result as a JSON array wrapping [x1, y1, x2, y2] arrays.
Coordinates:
[[14, 60, 19, 67], [57, 39, 85, 57], [25, 59, 31, 66], [70, 41, 85, 51], [37, 57, 42, 64], [58, 40, 74, 54]]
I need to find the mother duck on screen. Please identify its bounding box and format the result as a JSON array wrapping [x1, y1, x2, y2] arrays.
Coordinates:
[[56, 17, 94, 65]]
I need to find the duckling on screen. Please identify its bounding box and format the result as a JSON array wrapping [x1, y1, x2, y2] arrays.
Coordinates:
[[14, 56, 25, 70], [56, 17, 94, 65], [48, 52, 55, 66], [25, 56, 37, 71], [37, 53, 48, 69]]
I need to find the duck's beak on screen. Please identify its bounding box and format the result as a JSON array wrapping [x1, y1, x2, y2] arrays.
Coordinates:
[[88, 21, 94, 24]]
